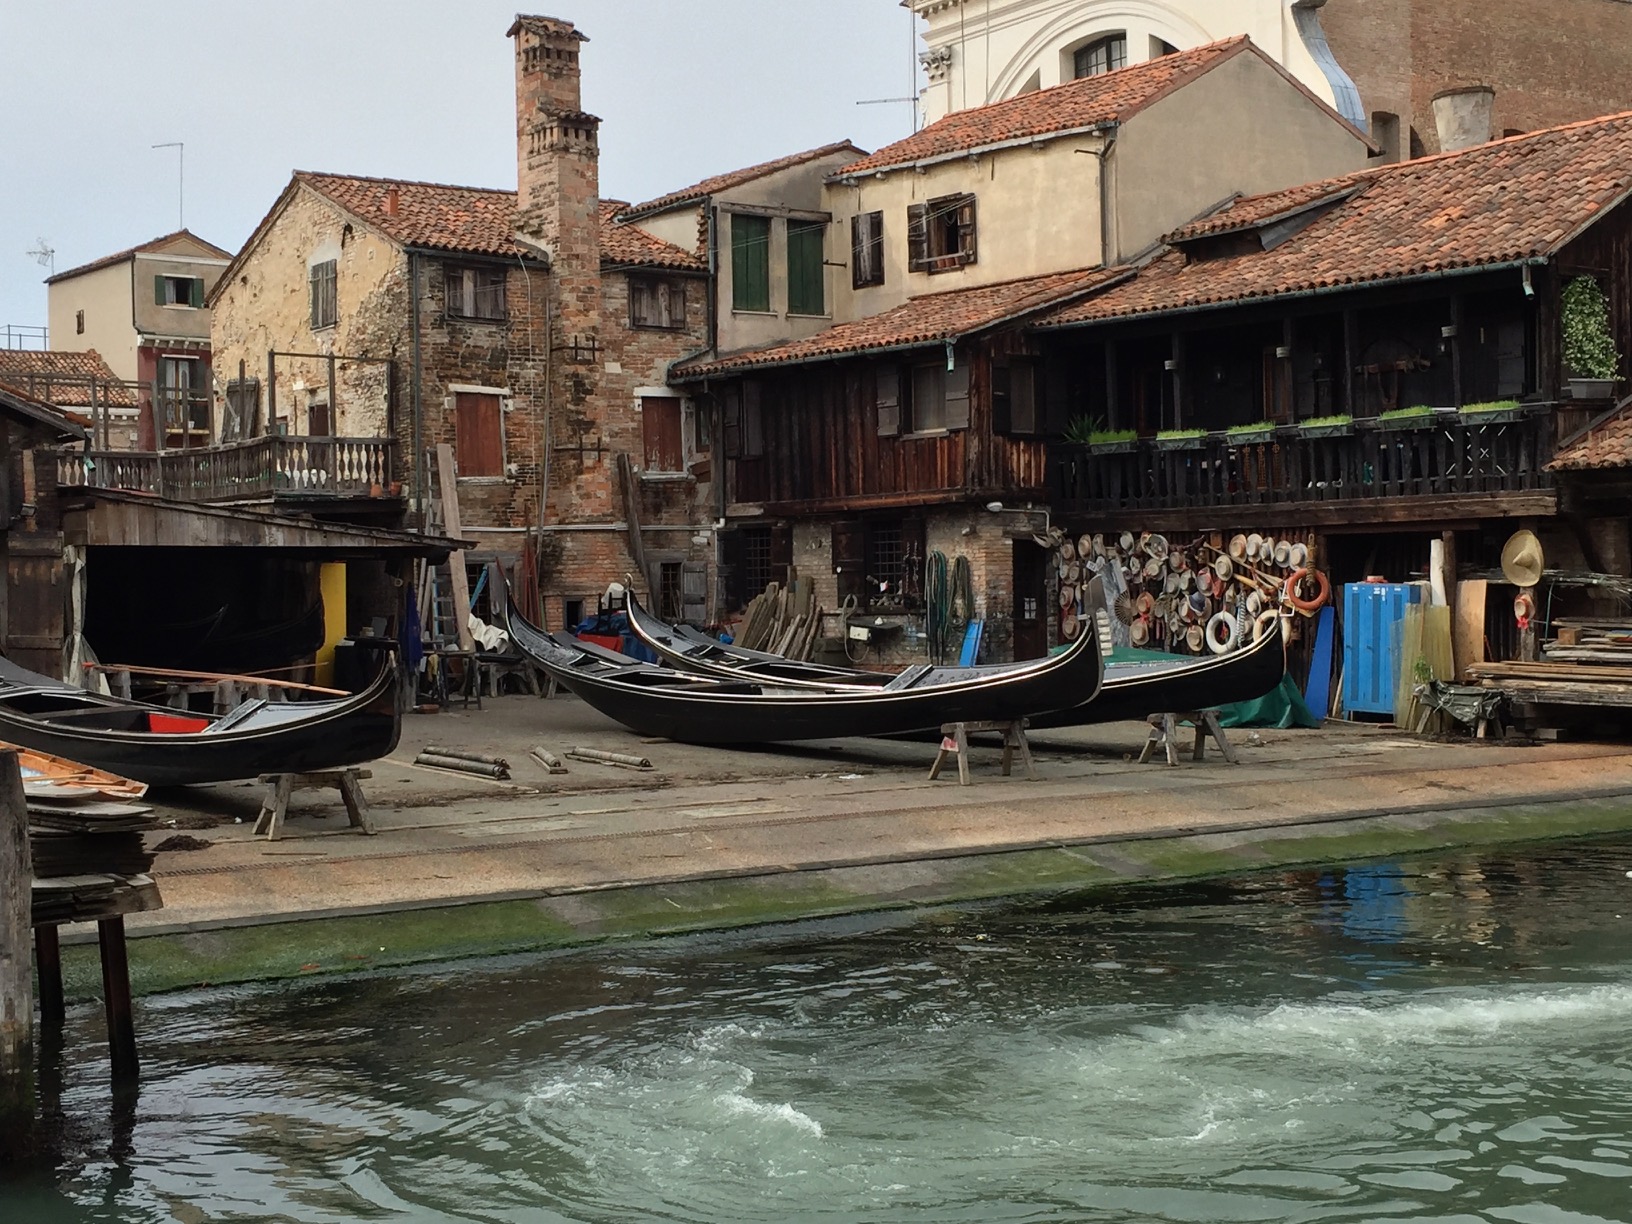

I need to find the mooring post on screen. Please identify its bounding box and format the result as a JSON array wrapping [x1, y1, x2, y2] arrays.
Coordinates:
[[34, 927, 64, 1027], [97, 917, 138, 1085], [0, 749, 33, 1134]]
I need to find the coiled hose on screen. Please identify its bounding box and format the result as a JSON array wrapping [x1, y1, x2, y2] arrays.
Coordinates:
[[924, 550, 949, 662]]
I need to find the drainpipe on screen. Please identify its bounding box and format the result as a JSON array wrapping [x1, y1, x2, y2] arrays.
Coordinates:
[[408, 250, 425, 530], [706, 205, 719, 356]]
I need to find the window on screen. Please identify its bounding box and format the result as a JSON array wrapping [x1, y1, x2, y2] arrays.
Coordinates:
[[446, 265, 506, 320], [731, 213, 771, 312], [851, 211, 884, 288], [657, 560, 684, 621], [563, 598, 586, 631], [75, 310, 84, 335], [221, 377, 260, 442], [992, 358, 1038, 435], [911, 363, 948, 432], [309, 259, 337, 329], [876, 361, 970, 435], [1074, 34, 1126, 78], [641, 396, 684, 472], [158, 357, 207, 437], [155, 275, 204, 308], [1150, 36, 1179, 58], [629, 276, 686, 329], [307, 396, 331, 437], [689, 397, 712, 453], [907, 194, 977, 273], [1370, 111, 1401, 162], [787, 218, 826, 315], [722, 381, 764, 458], [454, 391, 503, 476], [740, 526, 773, 598]]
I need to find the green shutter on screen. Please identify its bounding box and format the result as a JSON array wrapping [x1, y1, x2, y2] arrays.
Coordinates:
[[189, 277, 205, 308], [731, 214, 770, 312], [787, 219, 824, 315], [154, 275, 166, 305]]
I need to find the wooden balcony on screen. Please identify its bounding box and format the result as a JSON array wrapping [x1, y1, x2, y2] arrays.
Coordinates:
[[1052, 407, 1558, 529], [58, 436, 397, 505]]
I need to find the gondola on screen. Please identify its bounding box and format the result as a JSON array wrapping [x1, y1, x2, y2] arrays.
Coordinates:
[[624, 593, 1286, 727], [498, 594, 1104, 745], [0, 656, 402, 786]]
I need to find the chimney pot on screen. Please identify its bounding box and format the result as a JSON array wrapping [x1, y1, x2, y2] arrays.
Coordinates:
[[1431, 86, 1496, 153], [384, 185, 400, 217]]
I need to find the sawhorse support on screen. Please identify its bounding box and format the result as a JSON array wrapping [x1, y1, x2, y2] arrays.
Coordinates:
[[928, 719, 1035, 786], [1138, 710, 1239, 767], [253, 768, 376, 841]]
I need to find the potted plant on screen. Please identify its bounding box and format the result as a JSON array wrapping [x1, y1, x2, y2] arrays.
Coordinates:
[[1457, 399, 1526, 424], [1562, 275, 1621, 399], [1223, 421, 1276, 444], [1153, 427, 1207, 451], [1087, 427, 1138, 454], [1061, 414, 1101, 445], [1378, 404, 1439, 430], [1296, 413, 1353, 439]]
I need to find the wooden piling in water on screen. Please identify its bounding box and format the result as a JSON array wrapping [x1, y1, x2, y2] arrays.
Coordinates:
[[97, 917, 138, 1085], [0, 749, 33, 1133]]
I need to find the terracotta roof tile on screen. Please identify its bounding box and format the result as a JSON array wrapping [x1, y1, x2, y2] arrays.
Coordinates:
[[1550, 400, 1632, 470], [836, 39, 1249, 177], [0, 350, 136, 408], [46, 229, 233, 284], [0, 380, 90, 437], [598, 201, 706, 271], [296, 172, 528, 258], [620, 141, 868, 218], [1038, 111, 1632, 329], [674, 266, 1124, 379]]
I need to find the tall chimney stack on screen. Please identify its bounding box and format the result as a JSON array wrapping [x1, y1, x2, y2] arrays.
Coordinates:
[[509, 15, 600, 260], [1432, 86, 1496, 153]]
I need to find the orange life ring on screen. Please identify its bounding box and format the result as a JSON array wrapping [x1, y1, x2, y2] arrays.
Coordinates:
[[1284, 567, 1330, 614]]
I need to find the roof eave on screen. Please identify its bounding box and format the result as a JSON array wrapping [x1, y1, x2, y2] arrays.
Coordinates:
[[830, 123, 1117, 183]]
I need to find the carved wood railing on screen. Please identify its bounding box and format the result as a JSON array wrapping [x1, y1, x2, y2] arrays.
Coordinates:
[[1052, 408, 1556, 515], [58, 436, 397, 503]]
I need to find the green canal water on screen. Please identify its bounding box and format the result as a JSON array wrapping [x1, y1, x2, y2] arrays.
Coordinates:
[[6, 837, 1632, 1223]]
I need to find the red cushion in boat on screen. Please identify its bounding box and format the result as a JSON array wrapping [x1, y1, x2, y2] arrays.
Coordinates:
[[147, 712, 211, 733]]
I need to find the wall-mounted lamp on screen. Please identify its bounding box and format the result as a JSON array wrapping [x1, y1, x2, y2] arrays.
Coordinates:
[[1162, 358, 1178, 372], [1274, 344, 1292, 359], [1440, 324, 1459, 339]]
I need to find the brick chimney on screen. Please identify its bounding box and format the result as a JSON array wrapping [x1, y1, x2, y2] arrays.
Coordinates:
[[509, 15, 600, 272], [1432, 86, 1496, 153]]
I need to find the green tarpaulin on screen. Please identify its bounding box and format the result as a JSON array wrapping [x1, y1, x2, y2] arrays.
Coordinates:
[[1213, 672, 1320, 729]]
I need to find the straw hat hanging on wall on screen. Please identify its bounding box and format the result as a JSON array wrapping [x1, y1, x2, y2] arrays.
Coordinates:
[[1501, 530, 1545, 587]]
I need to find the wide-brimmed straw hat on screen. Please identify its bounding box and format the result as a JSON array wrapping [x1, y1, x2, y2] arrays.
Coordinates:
[[1273, 540, 1292, 568], [1288, 542, 1309, 569], [1501, 530, 1545, 587], [1229, 533, 1248, 559], [1186, 624, 1205, 651], [1246, 532, 1265, 559], [1213, 554, 1234, 581], [1130, 618, 1150, 646]]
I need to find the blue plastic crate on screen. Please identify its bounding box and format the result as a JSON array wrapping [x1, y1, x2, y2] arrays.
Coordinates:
[[1342, 583, 1420, 715]]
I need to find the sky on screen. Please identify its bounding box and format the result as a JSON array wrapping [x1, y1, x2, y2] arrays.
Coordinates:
[[0, 0, 920, 333]]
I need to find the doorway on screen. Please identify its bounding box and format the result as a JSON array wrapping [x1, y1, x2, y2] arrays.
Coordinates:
[[1012, 541, 1048, 660]]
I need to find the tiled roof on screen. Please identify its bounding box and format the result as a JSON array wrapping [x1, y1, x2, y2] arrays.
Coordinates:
[[673, 266, 1125, 379], [1038, 111, 1632, 328], [1164, 180, 1362, 243], [619, 141, 868, 219], [46, 229, 232, 284], [835, 38, 1250, 176], [296, 172, 528, 258], [1549, 399, 1632, 470], [0, 380, 89, 438], [0, 349, 136, 407], [598, 201, 706, 271]]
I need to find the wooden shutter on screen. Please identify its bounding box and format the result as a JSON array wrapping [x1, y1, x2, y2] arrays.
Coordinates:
[[991, 362, 1011, 435], [189, 276, 205, 308], [906, 203, 929, 272], [944, 361, 971, 430], [663, 280, 684, 328], [851, 212, 883, 288], [731, 214, 770, 312], [641, 397, 683, 472], [681, 561, 708, 625], [721, 384, 742, 458], [309, 265, 321, 326], [875, 365, 901, 437], [454, 392, 503, 476], [787, 220, 824, 315], [1009, 360, 1037, 435], [742, 380, 764, 458], [155, 275, 166, 305], [956, 196, 978, 265]]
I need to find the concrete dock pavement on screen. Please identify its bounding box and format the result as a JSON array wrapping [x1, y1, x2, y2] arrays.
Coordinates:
[[51, 693, 1632, 997]]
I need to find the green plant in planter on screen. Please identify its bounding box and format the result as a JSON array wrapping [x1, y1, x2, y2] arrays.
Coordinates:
[[1562, 275, 1620, 380], [1298, 413, 1352, 429], [1458, 399, 1523, 414], [1379, 404, 1435, 421], [1062, 414, 1106, 444], [1225, 421, 1275, 438], [1155, 428, 1206, 440], [1088, 428, 1137, 445]]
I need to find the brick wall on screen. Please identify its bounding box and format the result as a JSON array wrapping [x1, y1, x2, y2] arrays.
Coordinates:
[[1324, 0, 1632, 156]]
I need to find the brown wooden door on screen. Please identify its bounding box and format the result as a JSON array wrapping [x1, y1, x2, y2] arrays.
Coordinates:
[[4, 538, 64, 676], [454, 392, 503, 476], [1012, 541, 1048, 660], [641, 397, 683, 472]]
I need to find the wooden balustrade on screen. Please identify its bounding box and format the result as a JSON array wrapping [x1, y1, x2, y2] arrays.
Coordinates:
[[1053, 409, 1556, 516], [57, 436, 396, 503]]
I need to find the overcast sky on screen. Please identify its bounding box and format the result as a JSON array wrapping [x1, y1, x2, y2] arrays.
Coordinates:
[[0, 1, 919, 333]]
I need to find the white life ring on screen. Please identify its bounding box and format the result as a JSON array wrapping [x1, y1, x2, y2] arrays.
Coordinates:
[[1205, 610, 1239, 655], [1253, 609, 1281, 642]]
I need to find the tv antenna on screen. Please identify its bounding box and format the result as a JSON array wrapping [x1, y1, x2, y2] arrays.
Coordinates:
[[854, 4, 921, 132], [153, 141, 185, 229], [26, 238, 55, 275]]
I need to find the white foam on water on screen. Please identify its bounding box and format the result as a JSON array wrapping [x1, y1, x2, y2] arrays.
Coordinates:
[[715, 1092, 825, 1138]]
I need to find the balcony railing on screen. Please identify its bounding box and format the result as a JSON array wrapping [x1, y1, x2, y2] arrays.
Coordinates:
[[1053, 408, 1556, 515], [58, 435, 396, 503]]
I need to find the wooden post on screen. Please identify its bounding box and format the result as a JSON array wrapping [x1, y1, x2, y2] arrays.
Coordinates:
[[1441, 530, 1459, 673], [33, 928, 63, 1028], [0, 749, 32, 1131], [97, 917, 138, 1085]]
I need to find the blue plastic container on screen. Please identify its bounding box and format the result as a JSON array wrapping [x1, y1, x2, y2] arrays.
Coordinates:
[[1342, 582, 1420, 716]]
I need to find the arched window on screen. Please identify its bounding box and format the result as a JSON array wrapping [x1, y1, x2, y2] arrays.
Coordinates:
[[1073, 33, 1126, 79]]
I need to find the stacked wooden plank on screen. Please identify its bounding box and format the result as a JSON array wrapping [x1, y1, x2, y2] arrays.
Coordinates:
[[1469, 655, 1632, 709], [734, 571, 824, 662], [1540, 618, 1632, 664]]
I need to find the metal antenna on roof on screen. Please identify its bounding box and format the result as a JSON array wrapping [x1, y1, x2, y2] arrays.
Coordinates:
[[26, 238, 54, 275], [854, 3, 921, 134], [152, 141, 184, 229]]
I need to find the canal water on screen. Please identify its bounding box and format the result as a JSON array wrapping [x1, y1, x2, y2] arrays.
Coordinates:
[[6, 837, 1632, 1223]]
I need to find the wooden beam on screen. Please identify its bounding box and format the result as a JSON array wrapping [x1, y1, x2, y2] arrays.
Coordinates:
[[1060, 491, 1558, 534], [434, 444, 476, 654], [616, 452, 650, 591], [0, 749, 31, 1128], [98, 917, 138, 1085]]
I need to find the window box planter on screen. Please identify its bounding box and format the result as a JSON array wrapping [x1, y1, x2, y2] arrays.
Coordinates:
[[1377, 408, 1439, 431], [1567, 377, 1617, 400], [1458, 401, 1527, 425], [1088, 439, 1137, 455], [1222, 425, 1276, 445], [1296, 417, 1353, 439], [1153, 430, 1207, 452]]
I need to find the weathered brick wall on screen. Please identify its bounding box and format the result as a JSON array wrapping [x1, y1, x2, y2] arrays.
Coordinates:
[[1324, 0, 1632, 155]]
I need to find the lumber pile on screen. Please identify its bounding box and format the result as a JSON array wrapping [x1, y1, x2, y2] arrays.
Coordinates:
[[1468, 659, 1632, 708], [22, 759, 162, 926], [733, 571, 824, 661], [1540, 618, 1632, 664]]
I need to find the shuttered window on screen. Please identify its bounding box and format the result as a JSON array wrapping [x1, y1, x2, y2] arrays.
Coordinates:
[[787, 219, 825, 315], [730, 213, 771, 312], [630, 276, 686, 329], [993, 359, 1038, 435], [907, 194, 977, 274], [446, 265, 506, 320], [851, 211, 884, 288], [155, 275, 204, 307], [640, 396, 684, 472], [454, 391, 503, 476], [309, 260, 338, 328], [876, 365, 901, 437]]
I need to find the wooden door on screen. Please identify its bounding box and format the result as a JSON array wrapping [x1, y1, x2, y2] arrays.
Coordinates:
[[454, 392, 503, 476], [1011, 541, 1048, 661], [641, 397, 684, 472], [3, 538, 64, 676]]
